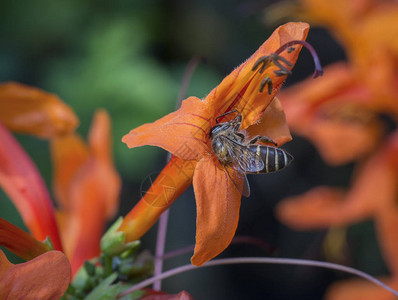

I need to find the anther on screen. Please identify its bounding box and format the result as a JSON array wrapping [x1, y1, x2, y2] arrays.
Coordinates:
[[259, 77, 273, 94]]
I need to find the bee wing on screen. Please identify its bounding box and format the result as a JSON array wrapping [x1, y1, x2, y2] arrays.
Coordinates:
[[221, 136, 264, 173], [223, 164, 251, 198]]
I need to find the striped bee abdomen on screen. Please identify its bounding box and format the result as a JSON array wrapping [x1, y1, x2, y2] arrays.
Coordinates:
[[249, 145, 293, 173]]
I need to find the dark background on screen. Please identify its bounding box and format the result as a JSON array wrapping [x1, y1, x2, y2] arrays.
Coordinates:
[[0, 0, 386, 299]]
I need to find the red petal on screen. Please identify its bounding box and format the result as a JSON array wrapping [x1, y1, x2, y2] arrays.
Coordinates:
[[191, 156, 242, 266], [0, 122, 62, 250], [0, 218, 50, 261]]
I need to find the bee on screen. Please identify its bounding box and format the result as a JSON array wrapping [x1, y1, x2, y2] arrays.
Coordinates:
[[210, 110, 293, 197]]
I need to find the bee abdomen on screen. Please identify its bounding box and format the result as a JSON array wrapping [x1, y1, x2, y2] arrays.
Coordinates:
[[249, 145, 293, 173]]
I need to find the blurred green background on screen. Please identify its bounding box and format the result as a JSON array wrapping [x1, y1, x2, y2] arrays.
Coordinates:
[[0, 0, 386, 299]]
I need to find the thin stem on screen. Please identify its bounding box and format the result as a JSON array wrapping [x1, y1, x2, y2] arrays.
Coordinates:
[[153, 209, 169, 291], [118, 257, 398, 298], [176, 56, 202, 106], [154, 56, 201, 291], [275, 40, 323, 78]]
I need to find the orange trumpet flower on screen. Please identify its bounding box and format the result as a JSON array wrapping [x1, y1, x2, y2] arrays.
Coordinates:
[[0, 82, 120, 277], [0, 82, 79, 251], [118, 22, 311, 266], [287, 0, 398, 115], [276, 63, 398, 299], [51, 109, 121, 274]]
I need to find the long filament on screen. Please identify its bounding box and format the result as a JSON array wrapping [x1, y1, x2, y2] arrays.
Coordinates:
[[118, 257, 398, 298]]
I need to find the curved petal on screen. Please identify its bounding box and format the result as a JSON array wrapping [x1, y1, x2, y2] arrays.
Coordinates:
[[122, 97, 211, 160], [245, 97, 292, 146], [63, 158, 108, 275], [205, 22, 309, 129], [88, 109, 121, 218], [0, 218, 50, 261], [0, 82, 78, 138], [0, 122, 62, 250], [51, 134, 89, 209], [191, 156, 242, 266], [279, 63, 384, 165], [277, 144, 396, 230], [0, 250, 71, 300], [276, 186, 348, 230], [307, 114, 383, 165], [119, 156, 195, 242]]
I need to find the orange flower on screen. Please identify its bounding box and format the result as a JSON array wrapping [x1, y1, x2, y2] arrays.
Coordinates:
[[51, 109, 121, 274], [118, 22, 310, 266], [0, 82, 80, 250], [0, 82, 121, 276], [290, 0, 398, 116], [276, 63, 398, 299], [279, 63, 387, 165]]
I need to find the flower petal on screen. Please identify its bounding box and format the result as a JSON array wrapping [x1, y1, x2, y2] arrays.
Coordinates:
[[119, 156, 194, 242], [0, 218, 50, 261], [0, 122, 62, 250], [122, 97, 211, 160], [279, 63, 384, 165], [277, 143, 396, 230], [0, 82, 78, 138], [205, 22, 309, 129], [0, 250, 71, 300], [51, 134, 89, 209], [54, 110, 121, 275], [245, 97, 292, 146], [191, 156, 242, 266], [88, 109, 121, 218]]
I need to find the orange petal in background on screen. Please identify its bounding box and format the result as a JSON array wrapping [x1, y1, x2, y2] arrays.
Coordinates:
[[277, 141, 397, 230], [123, 97, 211, 161], [279, 63, 384, 165], [191, 156, 242, 266], [0, 250, 71, 300], [0, 218, 50, 261], [52, 110, 121, 275], [0, 121, 62, 250], [51, 134, 89, 209], [88, 109, 123, 219], [0, 82, 78, 139]]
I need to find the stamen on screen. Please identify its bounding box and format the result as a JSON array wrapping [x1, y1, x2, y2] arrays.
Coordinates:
[[274, 40, 323, 78], [259, 77, 273, 94]]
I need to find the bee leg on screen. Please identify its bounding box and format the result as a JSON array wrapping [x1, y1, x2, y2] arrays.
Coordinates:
[[249, 135, 277, 146], [216, 110, 239, 124]]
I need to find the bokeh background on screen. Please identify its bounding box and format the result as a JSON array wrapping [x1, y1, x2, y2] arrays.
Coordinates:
[[0, 0, 387, 299]]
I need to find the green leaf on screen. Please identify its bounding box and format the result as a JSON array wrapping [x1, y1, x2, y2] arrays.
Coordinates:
[[84, 273, 118, 300]]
